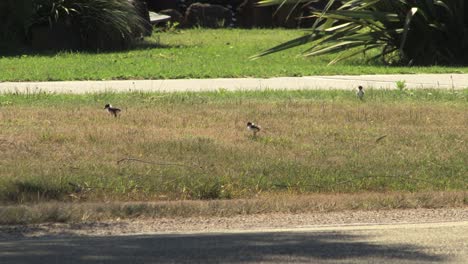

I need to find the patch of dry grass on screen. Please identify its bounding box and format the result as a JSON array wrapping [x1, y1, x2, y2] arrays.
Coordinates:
[[0, 90, 466, 205], [0, 192, 466, 224]]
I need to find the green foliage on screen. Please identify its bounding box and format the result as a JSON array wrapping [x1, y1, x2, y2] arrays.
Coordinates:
[[255, 0, 468, 66], [33, 0, 79, 26], [31, 0, 149, 50], [0, 0, 148, 51], [396, 80, 407, 91]]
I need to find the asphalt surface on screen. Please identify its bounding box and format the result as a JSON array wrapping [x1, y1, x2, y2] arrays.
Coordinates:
[[1, 221, 466, 264], [0, 74, 467, 94]]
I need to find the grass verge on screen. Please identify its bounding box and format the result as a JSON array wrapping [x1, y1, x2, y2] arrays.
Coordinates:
[[0, 89, 466, 207], [1, 29, 468, 81], [0, 192, 466, 225]]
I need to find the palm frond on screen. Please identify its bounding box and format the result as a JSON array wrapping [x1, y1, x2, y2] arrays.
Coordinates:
[[255, 0, 468, 65]]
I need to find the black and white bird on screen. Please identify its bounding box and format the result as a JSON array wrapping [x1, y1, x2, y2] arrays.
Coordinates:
[[357, 85, 364, 100], [104, 104, 121, 117], [247, 122, 261, 137]]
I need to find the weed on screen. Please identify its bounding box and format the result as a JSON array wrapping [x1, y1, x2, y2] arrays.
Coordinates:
[[396, 80, 407, 91]]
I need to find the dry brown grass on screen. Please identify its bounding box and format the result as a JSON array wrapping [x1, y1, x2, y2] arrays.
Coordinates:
[[0, 90, 466, 204], [0, 191, 466, 224]]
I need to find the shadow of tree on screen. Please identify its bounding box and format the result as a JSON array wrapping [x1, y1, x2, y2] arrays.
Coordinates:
[[0, 231, 446, 263], [0, 40, 177, 58]]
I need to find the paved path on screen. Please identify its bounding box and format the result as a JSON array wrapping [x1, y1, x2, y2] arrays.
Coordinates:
[[1, 221, 466, 264], [0, 74, 466, 94]]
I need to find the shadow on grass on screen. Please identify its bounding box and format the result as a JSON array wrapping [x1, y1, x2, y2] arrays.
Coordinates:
[[3, 182, 70, 203], [0, 231, 445, 263], [0, 40, 176, 58]]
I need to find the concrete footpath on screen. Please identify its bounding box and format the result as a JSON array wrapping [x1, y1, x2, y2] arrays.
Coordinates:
[[0, 74, 467, 94]]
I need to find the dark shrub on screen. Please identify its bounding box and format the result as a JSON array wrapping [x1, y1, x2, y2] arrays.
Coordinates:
[[159, 9, 185, 25], [0, 0, 35, 45], [34, 0, 150, 51], [7, 0, 151, 51], [185, 3, 234, 28], [256, 0, 468, 66]]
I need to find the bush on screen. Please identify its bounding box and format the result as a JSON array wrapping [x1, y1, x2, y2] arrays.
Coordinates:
[[31, 0, 149, 51], [255, 0, 468, 66], [0, 0, 149, 51], [0, 0, 35, 45]]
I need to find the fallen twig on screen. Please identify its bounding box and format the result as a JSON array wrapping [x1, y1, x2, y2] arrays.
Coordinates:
[[116, 157, 197, 169], [273, 183, 323, 189], [376, 135, 388, 143]]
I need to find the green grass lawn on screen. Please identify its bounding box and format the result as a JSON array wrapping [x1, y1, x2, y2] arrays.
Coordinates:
[[1, 29, 468, 82], [0, 89, 466, 205]]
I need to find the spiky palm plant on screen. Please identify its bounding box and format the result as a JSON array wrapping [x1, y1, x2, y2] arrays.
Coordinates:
[[254, 0, 468, 65]]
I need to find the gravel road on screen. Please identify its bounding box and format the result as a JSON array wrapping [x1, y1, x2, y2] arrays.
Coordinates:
[[0, 208, 467, 263]]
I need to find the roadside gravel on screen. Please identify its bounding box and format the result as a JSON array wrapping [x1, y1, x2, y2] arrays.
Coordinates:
[[1, 208, 466, 239]]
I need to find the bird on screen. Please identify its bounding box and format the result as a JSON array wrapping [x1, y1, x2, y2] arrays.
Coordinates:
[[247, 122, 261, 137], [357, 85, 364, 100], [104, 104, 121, 117]]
